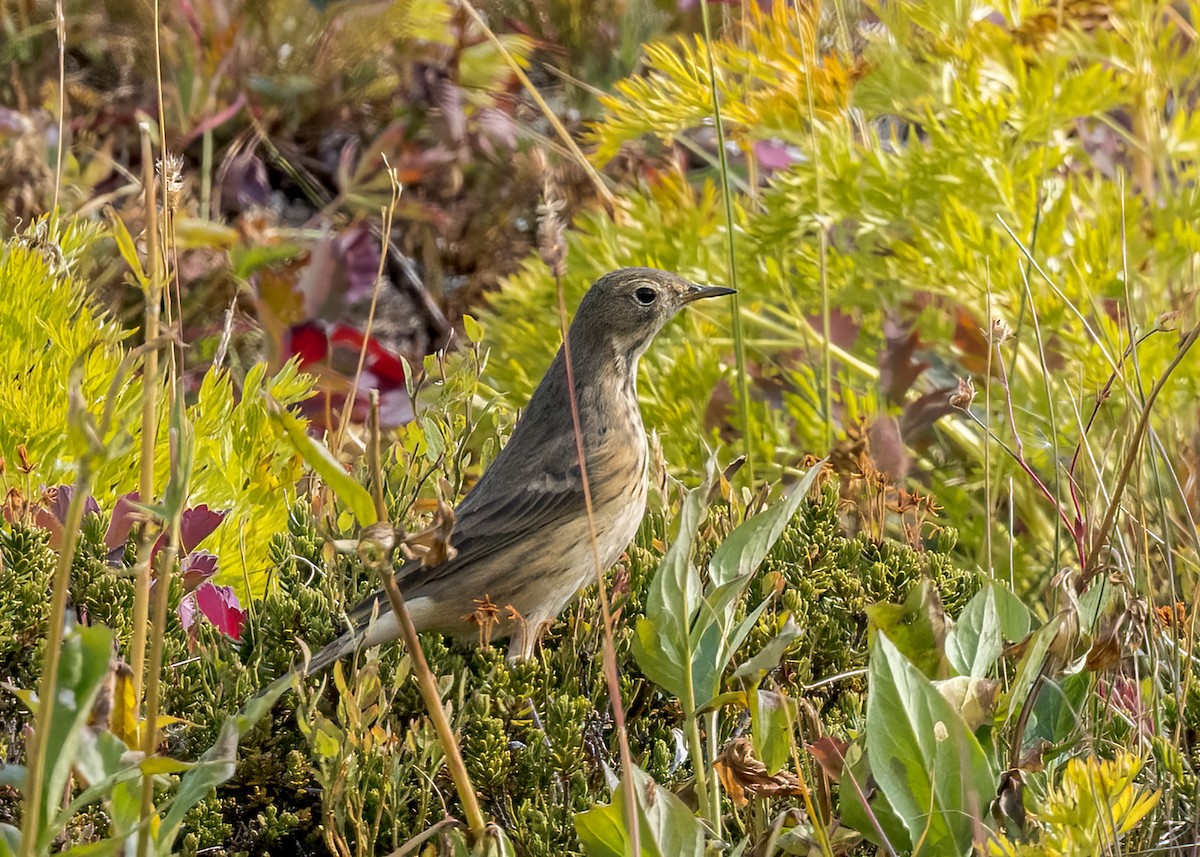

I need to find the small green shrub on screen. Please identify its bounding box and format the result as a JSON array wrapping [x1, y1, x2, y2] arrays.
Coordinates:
[[2, 468, 979, 854]]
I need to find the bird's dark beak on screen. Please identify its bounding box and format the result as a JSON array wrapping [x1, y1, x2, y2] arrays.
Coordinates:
[[682, 282, 736, 303]]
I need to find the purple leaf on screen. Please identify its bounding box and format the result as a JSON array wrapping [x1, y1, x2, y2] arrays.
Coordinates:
[[880, 318, 930, 405], [181, 550, 219, 592], [474, 107, 520, 156], [43, 484, 100, 523], [335, 223, 384, 303], [152, 504, 226, 560], [178, 591, 198, 636], [180, 505, 226, 555], [105, 492, 143, 553], [32, 485, 101, 549], [218, 149, 271, 210]]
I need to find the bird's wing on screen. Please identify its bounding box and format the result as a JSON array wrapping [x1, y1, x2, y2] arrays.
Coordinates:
[[343, 461, 587, 628]]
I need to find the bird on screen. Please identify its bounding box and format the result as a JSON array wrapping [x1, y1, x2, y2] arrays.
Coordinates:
[[296, 267, 734, 677]]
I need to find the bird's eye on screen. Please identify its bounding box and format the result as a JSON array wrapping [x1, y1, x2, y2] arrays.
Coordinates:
[[634, 287, 658, 305]]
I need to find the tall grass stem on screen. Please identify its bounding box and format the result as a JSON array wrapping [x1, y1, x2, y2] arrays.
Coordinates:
[[17, 470, 94, 857], [699, 0, 753, 485]]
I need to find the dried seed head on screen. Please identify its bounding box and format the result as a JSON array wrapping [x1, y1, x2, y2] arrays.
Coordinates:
[[4, 487, 26, 522], [1156, 309, 1180, 332], [949, 376, 976, 410], [157, 153, 186, 212], [16, 444, 32, 473], [462, 595, 501, 649], [356, 521, 397, 570], [986, 316, 1013, 346], [534, 150, 567, 281]]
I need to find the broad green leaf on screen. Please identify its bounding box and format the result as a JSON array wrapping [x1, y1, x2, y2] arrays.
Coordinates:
[[866, 580, 950, 680], [57, 839, 123, 856], [632, 617, 687, 702], [694, 690, 748, 716], [266, 395, 379, 526], [636, 766, 705, 857], [422, 416, 445, 462], [1025, 670, 1090, 749], [1077, 577, 1119, 635], [1003, 613, 1065, 723], [37, 625, 115, 853], [172, 217, 240, 250], [866, 634, 995, 854], [140, 756, 195, 775], [633, 457, 716, 705], [838, 740, 909, 850], [57, 730, 132, 827], [946, 581, 1032, 679], [690, 598, 770, 708], [463, 314, 485, 343], [663, 463, 818, 712], [574, 799, 627, 857], [946, 586, 1002, 678], [230, 242, 303, 279], [750, 689, 793, 774], [644, 457, 714, 621], [155, 676, 292, 851], [993, 585, 1032, 642], [733, 616, 803, 680], [708, 461, 822, 588], [575, 766, 705, 857]]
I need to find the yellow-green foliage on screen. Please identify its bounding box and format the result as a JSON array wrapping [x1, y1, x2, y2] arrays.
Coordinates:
[[484, 0, 1200, 581], [173, 362, 313, 596], [0, 219, 315, 597], [0, 221, 137, 499], [987, 753, 1161, 856], [590, 2, 856, 161]]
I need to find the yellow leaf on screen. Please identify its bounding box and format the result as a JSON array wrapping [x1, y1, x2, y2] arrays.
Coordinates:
[[111, 664, 139, 746]]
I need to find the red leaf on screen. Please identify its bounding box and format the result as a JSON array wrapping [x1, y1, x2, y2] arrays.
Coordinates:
[[191, 582, 246, 642], [806, 736, 850, 782]]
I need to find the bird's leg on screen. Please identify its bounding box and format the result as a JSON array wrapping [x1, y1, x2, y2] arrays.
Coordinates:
[[506, 618, 533, 663], [506, 612, 553, 663]]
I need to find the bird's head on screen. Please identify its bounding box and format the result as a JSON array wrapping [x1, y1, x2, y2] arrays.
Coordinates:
[[571, 267, 735, 363]]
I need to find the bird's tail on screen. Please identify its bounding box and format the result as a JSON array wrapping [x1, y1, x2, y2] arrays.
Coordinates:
[[251, 627, 361, 703], [303, 628, 363, 676]]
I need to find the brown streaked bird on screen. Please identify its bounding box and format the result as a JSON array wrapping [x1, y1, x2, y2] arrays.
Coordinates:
[[301, 267, 734, 673]]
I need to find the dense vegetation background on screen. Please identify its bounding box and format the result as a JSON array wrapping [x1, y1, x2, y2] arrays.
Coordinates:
[[2, 0, 1199, 854]]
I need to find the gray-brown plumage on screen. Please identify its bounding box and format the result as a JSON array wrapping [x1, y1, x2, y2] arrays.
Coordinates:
[[301, 268, 734, 675]]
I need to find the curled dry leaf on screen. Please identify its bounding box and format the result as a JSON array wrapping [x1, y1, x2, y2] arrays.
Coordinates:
[[991, 768, 1027, 837], [806, 736, 850, 782], [1085, 629, 1122, 672], [1017, 738, 1049, 773], [1155, 601, 1187, 630], [401, 498, 457, 567], [714, 737, 804, 807]]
